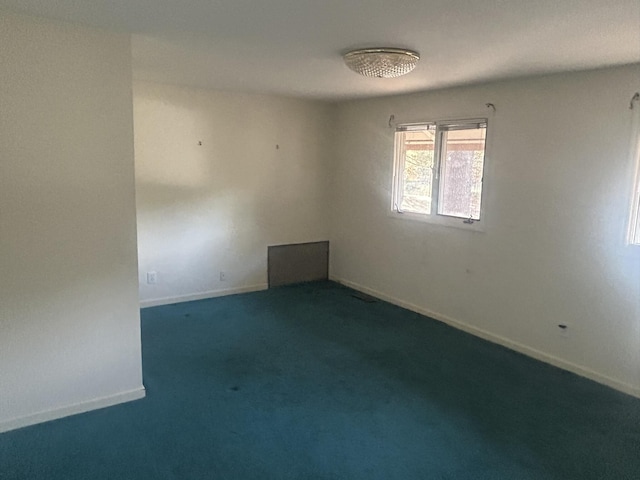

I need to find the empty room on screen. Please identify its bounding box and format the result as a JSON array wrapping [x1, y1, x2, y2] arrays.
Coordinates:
[[1, 1, 640, 479]]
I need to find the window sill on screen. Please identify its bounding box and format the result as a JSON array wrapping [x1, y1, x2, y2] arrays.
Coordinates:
[[389, 210, 486, 232]]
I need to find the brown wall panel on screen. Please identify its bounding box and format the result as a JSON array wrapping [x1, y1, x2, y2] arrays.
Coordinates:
[[268, 241, 329, 287]]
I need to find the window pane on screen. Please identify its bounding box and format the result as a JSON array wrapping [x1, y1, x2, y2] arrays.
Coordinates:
[[633, 188, 640, 244], [399, 129, 435, 214], [438, 126, 486, 220], [630, 125, 640, 245]]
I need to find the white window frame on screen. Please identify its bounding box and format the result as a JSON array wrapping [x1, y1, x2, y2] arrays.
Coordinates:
[[627, 102, 640, 246], [391, 117, 489, 231]]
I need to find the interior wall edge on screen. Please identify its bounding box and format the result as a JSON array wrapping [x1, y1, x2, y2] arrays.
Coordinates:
[[330, 276, 640, 399], [0, 387, 146, 435]]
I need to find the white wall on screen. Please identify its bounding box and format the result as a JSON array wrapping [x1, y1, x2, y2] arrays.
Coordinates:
[[0, 12, 144, 432], [330, 65, 640, 396], [2, 11, 634, 437], [134, 82, 332, 306]]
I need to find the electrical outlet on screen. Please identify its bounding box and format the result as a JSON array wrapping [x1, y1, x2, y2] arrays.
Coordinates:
[[219, 271, 227, 281], [147, 271, 157, 285]]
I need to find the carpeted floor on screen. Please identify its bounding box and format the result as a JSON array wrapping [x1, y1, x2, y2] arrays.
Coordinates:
[[1, 281, 639, 479]]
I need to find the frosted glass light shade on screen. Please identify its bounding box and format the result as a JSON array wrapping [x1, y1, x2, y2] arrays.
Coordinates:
[[343, 48, 420, 78]]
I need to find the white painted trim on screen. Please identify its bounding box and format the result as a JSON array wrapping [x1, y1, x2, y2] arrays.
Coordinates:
[[140, 283, 269, 308], [331, 276, 640, 399], [0, 387, 146, 434]]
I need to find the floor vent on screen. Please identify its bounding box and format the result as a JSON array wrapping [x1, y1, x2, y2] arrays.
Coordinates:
[[351, 292, 378, 303]]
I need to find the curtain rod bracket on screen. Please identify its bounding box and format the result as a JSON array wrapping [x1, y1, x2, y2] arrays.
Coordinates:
[[630, 93, 639, 109], [485, 103, 496, 112]]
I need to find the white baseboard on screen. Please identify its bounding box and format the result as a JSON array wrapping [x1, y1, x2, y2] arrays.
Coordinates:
[[0, 387, 146, 434], [140, 283, 269, 308], [332, 276, 640, 399]]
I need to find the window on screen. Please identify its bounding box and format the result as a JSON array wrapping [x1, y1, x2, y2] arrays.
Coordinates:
[[392, 119, 487, 225], [628, 114, 640, 246]]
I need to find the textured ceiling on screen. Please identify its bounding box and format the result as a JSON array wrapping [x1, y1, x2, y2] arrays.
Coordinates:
[[1, 0, 639, 100]]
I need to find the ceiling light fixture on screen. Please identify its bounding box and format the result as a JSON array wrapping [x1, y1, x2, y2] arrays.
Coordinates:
[[343, 48, 420, 78]]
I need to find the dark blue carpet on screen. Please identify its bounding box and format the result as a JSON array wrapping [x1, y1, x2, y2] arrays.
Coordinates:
[[1, 281, 639, 479]]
